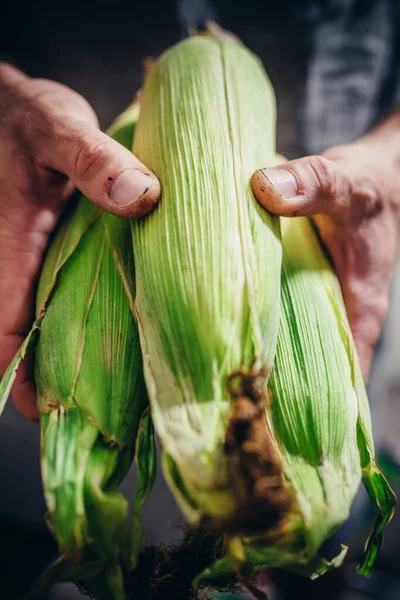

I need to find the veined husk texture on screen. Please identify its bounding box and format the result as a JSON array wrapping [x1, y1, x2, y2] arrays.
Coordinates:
[[0, 107, 154, 600], [131, 35, 395, 577], [36, 112, 152, 599], [132, 34, 282, 523]]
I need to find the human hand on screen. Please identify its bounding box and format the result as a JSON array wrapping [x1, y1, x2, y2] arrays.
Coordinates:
[[252, 135, 400, 380], [0, 63, 160, 419]]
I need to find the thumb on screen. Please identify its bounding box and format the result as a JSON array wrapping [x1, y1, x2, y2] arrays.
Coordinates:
[[251, 155, 350, 218], [39, 121, 160, 218]]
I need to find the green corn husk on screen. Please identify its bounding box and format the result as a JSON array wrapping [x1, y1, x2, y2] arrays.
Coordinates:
[[132, 33, 281, 525], [0, 104, 156, 600], [131, 34, 395, 579], [0, 29, 395, 595]]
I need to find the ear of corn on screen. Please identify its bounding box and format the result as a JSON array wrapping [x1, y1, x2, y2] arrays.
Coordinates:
[[1, 106, 156, 600], [36, 128, 145, 589], [193, 217, 395, 584], [132, 35, 283, 529], [131, 34, 395, 579]]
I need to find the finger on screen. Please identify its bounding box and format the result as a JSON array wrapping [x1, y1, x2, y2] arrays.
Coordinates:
[[0, 62, 28, 87], [343, 275, 389, 381], [37, 120, 161, 219], [0, 334, 38, 421], [353, 335, 373, 381], [251, 155, 351, 218], [143, 56, 156, 80], [351, 314, 379, 381], [11, 360, 38, 422]]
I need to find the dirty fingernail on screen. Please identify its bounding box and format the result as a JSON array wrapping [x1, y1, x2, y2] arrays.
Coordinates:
[[110, 169, 154, 207], [260, 168, 297, 199]]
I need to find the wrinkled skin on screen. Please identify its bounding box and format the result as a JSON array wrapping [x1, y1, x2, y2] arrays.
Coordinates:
[[0, 63, 160, 419], [252, 111, 400, 379]]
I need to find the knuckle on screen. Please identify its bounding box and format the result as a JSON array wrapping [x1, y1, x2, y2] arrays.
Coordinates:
[[71, 127, 111, 182], [358, 186, 383, 219], [307, 155, 337, 198], [347, 181, 382, 224], [374, 295, 389, 324], [363, 298, 388, 332], [349, 292, 388, 347]]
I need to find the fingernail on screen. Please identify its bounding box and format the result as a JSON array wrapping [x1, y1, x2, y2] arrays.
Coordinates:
[[110, 169, 154, 207], [260, 168, 297, 199]]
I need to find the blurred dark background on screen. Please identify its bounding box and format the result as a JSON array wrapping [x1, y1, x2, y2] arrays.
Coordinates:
[[2, 0, 318, 156], [2, 0, 400, 598]]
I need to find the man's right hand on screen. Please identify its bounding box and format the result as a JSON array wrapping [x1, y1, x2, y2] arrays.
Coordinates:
[[252, 130, 400, 380]]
